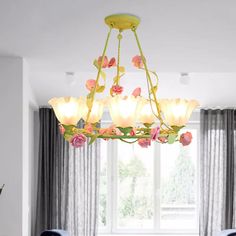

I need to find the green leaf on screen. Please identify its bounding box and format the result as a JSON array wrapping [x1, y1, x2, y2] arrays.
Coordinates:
[[89, 134, 100, 145], [96, 85, 105, 93], [171, 125, 185, 133], [118, 127, 132, 136], [113, 76, 119, 84], [93, 59, 99, 69], [168, 133, 177, 144], [153, 85, 158, 94], [64, 133, 73, 141], [100, 70, 106, 81]]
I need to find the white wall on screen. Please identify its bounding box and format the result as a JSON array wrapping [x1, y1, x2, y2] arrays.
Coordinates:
[[29, 107, 39, 236], [0, 56, 38, 236]]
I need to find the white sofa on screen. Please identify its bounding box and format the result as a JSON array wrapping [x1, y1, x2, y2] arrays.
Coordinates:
[[219, 229, 236, 236]]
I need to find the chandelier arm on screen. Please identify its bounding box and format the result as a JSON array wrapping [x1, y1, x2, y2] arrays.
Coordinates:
[[86, 27, 113, 123], [116, 31, 122, 84], [132, 29, 171, 130]]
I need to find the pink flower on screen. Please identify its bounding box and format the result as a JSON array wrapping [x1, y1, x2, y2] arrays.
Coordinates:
[[84, 123, 93, 133], [111, 85, 123, 95], [108, 57, 116, 68], [70, 133, 87, 148], [138, 138, 151, 148], [59, 124, 65, 135], [132, 55, 144, 68], [151, 126, 160, 141], [98, 56, 109, 68], [86, 79, 96, 91], [132, 87, 141, 97], [158, 136, 168, 143], [179, 132, 192, 146]]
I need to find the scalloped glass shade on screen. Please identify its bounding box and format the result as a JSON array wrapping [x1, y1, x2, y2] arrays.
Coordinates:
[[159, 98, 199, 126], [137, 98, 157, 124], [82, 99, 105, 124], [108, 95, 140, 128], [48, 97, 87, 125]]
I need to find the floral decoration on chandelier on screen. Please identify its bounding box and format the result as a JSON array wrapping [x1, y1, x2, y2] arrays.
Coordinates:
[[48, 14, 199, 148]]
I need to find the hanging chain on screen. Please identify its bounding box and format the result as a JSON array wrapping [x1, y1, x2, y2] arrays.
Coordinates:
[[86, 27, 113, 123], [132, 27, 171, 130], [116, 30, 123, 84]]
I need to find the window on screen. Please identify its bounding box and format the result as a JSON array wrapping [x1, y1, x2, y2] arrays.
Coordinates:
[[99, 123, 199, 234]]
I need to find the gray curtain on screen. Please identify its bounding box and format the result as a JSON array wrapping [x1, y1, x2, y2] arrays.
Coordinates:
[[200, 109, 236, 236], [35, 108, 100, 236]]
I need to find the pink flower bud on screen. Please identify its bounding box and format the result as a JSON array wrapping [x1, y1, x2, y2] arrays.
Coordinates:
[[98, 56, 109, 68], [86, 79, 96, 91], [132, 87, 141, 97], [179, 132, 192, 146], [151, 126, 160, 141], [130, 128, 136, 136], [108, 57, 116, 68], [84, 123, 93, 133], [59, 125, 65, 135]]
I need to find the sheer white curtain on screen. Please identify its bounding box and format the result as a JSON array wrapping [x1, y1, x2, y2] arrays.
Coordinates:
[[200, 109, 236, 236], [35, 108, 100, 236]]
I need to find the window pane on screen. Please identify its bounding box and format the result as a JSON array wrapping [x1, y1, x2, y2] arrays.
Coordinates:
[[99, 140, 108, 228], [160, 129, 198, 230], [117, 141, 154, 229]]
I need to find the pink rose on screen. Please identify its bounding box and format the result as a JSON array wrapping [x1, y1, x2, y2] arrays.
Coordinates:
[[86, 79, 96, 91], [108, 57, 116, 68], [151, 126, 160, 141], [132, 87, 141, 97], [179, 132, 192, 146], [59, 124, 65, 135], [84, 123, 93, 133], [132, 55, 144, 68], [158, 136, 168, 143], [111, 85, 123, 95], [138, 138, 151, 148], [98, 56, 109, 68], [70, 133, 87, 148]]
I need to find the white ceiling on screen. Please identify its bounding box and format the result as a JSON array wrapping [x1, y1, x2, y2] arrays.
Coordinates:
[[0, 0, 236, 106]]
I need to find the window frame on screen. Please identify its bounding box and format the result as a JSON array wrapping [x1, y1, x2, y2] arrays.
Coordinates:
[[99, 121, 200, 235]]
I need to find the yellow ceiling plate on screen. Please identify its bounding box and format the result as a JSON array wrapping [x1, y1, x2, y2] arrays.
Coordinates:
[[105, 14, 140, 30]]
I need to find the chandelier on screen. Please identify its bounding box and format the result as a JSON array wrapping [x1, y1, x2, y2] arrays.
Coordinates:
[[48, 14, 199, 148]]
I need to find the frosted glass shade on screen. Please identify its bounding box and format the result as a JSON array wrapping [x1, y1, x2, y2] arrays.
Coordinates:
[[137, 98, 157, 124], [48, 97, 87, 125], [159, 98, 199, 126], [82, 99, 105, 123], [108, 95, 140, 128]]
